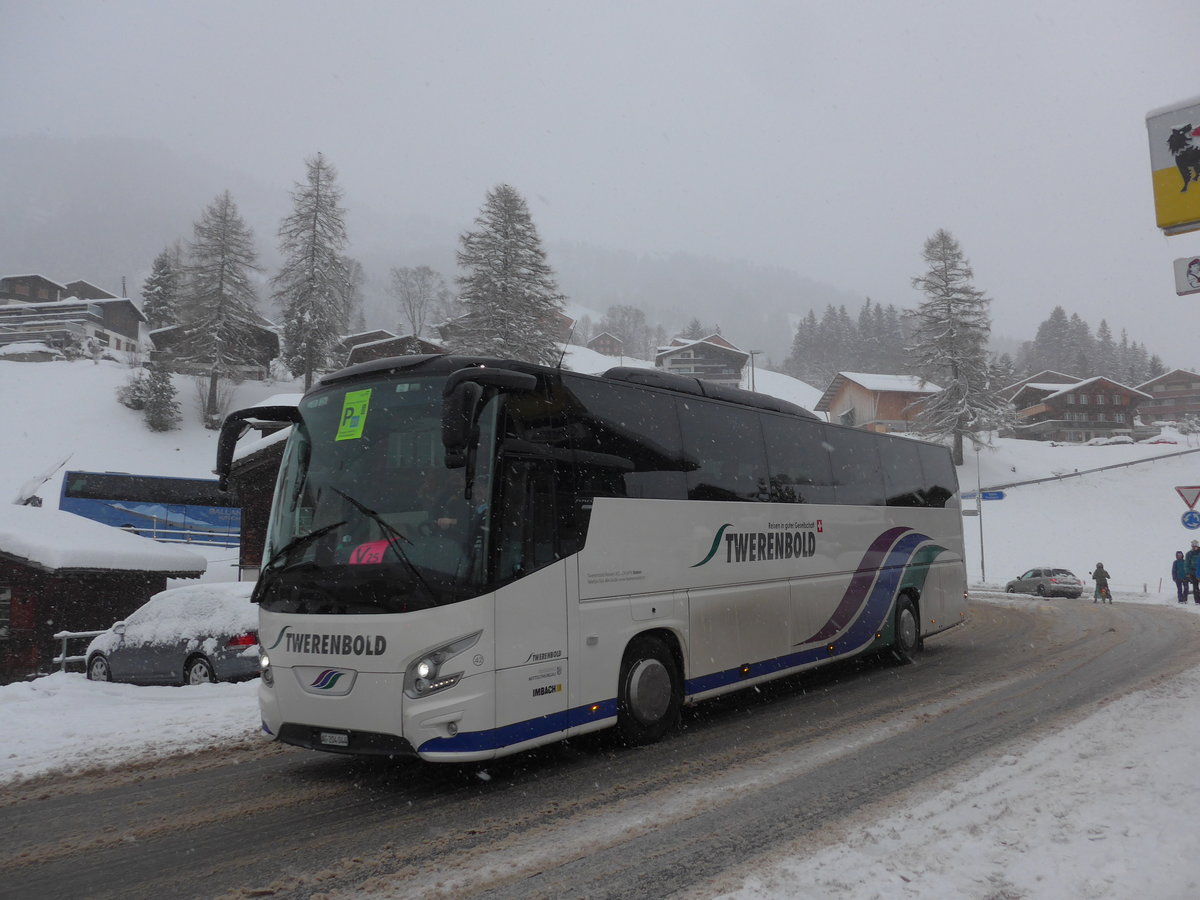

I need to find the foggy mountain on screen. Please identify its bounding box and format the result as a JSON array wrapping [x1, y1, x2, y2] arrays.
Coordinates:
[[1, 135, 873, 366]]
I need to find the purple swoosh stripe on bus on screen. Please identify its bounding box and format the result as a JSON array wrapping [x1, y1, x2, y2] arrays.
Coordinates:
[[799, 525, 912, 645], [839, 531, 933, 648]]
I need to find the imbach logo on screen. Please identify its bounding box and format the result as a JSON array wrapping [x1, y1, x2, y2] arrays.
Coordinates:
[[692, 523, 818, 567]]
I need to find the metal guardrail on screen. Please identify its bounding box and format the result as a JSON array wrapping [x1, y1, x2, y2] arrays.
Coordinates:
[[51, 629, 106, 672]]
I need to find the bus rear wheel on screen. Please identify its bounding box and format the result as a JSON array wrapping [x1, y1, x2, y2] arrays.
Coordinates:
[[892, 596, 921, 665], [617, 635, 681, 746]]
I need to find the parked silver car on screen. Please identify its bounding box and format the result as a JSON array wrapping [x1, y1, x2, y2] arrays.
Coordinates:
[[85, 583, 259, 685], [1005, 567, 1084, 599]]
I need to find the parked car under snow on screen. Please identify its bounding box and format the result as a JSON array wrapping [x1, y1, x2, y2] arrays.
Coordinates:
[[85, 583, 259, 685]]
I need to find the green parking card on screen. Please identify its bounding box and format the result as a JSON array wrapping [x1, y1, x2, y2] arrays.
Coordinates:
[[335, 389, 372, 441]]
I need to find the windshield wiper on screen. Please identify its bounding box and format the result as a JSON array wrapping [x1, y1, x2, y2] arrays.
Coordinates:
[[332, 488, 434, 596], [251, 519, 346, 603]]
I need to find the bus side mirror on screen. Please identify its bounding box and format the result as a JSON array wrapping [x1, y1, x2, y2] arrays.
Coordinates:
[[215, 406, 302, 491], [441, 368, 537, 468], [443, 382, 483, 468]]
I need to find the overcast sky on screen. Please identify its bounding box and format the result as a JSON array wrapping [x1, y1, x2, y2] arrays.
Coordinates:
[[5, 1, 1200, 365]]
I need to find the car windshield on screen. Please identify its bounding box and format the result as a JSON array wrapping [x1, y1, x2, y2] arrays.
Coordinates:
[[1050, 569, 1075, 577], [256, 375, 499, 614]]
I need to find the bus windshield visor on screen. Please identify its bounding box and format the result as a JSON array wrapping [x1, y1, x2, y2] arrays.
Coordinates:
[[255, 375, 495, 614]]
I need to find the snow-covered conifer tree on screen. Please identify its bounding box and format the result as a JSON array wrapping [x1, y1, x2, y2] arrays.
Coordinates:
[[141, 245, 183, 331], [143, 363, 181, 431], [452, 184, 565, 365], [273, 153, 350, 389], [908, 228, 1010, 465], [176, 191, 263, 426]]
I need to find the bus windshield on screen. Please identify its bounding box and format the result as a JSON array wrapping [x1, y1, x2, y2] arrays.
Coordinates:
[[255, 374, 498, 614]]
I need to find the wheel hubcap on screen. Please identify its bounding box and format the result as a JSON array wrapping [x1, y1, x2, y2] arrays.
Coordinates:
[[627, 658, 671, 724]]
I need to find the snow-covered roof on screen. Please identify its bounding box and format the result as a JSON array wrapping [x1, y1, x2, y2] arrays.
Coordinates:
[[1135, 368, 1200, 390], [0, 295, 147, 323], [0, 274, 69, 290], [0, 505, 207, 575], [232, 425, 292, 464], [837, 372, 941, 393], [340, 328, 397, 343], [253, 393, 303, 409], [1014, 375, 1152, 403], [655, 337, 749, 360], [1017, 382, 1079, 394], [814, 372, 941, 413], [998, 370, 1080, 393]]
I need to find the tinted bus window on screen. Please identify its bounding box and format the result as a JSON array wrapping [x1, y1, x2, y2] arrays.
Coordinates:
[[676, 400, 768, 501], [881, 435, 928, 507], [825, 426, 886, 506], [761, 414, 837, 504], [565, 380, 688, 500], [917, 442, 958, 508]]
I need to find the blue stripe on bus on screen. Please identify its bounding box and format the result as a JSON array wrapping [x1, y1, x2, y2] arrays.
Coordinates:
[[417, 699, 619, 754]]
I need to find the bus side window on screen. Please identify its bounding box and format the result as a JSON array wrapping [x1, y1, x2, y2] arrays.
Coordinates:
[[917, 443, 957, 508], [495, 458, 561, 583], [882, 435, 928, 507], [677, 400, 768, 502], [565, 380, 688, 501], [761, 414, 836, 504], [825, 425, 886, 506]]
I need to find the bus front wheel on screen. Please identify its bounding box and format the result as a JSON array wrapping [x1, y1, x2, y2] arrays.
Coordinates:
[[616, 635, 681, 746], [892, 596, 921, 665]]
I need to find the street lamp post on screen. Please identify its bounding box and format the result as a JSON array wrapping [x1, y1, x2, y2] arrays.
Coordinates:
[[747, 350, 763, 392]]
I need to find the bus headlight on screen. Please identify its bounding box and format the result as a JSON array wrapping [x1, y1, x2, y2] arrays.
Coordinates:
[[404, 631, 482, 699], [260, 653, 274, 688]]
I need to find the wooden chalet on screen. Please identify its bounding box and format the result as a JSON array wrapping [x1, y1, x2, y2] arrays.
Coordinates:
[[1135, 369, 1200, 422], [345, 334, 445, 366], [587, 331, 624, 357], [1007, 376, 1150, 442], [654, 334, 748, 387], [813, 372, 941, 432]]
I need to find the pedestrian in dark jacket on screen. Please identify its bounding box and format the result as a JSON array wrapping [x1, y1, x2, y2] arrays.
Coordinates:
[[1173, 551, 1189, 603], [1092, 563, 1112, 603], [1186, 541, 1200, 601]]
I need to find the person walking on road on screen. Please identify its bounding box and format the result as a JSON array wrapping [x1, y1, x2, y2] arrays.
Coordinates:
[[1187, 541, 1200, 601], [1191, 546, 1200, 605], [1092, 563, 1113, 603], [1173, 551, 1190, 603]]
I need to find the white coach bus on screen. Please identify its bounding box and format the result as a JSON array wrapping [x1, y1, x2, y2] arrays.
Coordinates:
[[216, 355, 967, 763]]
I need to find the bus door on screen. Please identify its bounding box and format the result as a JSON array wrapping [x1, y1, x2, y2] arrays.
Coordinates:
[[491, 455, 571, 732]]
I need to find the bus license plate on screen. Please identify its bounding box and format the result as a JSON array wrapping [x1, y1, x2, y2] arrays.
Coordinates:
[[320, 731, 349, 747]]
